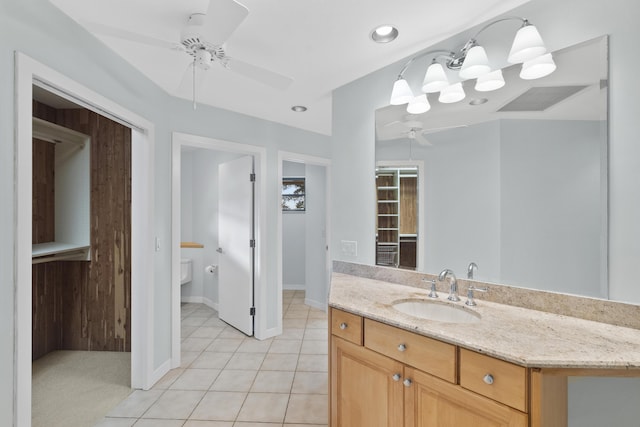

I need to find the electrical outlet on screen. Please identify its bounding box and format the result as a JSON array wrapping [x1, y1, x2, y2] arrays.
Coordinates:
[[341, 240, 357, 256], [155, 237, 161, 252]]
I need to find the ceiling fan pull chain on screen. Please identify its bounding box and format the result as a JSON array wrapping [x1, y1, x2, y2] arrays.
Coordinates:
[[193, 56, 197, 110]]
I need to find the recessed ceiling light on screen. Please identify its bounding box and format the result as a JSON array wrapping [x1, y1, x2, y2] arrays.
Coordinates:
[[291, 105, 307, 112], [371, 25, 399, 43], [469, 98, 489, 106]]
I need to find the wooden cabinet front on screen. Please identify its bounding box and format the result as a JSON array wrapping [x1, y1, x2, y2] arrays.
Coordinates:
[[405, 367, 528, 427], [331, 336, 404, 427], [364, 318, 456, 383]]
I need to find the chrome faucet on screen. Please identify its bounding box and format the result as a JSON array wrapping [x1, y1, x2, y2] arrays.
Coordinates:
[[467, 262, 478, 280], [438, 269, 460, 302]]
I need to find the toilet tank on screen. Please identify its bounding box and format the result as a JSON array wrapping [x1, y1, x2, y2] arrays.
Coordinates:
[[180, 258, 193, 285]]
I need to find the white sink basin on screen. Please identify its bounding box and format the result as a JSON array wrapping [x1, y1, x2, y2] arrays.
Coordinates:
[[392, 299, 481, 323]]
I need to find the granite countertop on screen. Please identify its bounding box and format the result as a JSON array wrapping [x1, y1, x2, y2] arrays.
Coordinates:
[[329, 272, 640, 370]]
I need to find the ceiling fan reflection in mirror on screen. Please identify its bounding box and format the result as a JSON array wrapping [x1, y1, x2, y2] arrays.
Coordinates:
[[85, 0, 293, 109]]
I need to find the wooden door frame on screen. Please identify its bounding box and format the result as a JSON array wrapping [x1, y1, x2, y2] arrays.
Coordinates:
[[14, 53, 156, 426], [170, 132, 267, 368]]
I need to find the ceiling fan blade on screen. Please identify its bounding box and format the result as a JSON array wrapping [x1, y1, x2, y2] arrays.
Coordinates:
[[383, 120, 402, 128], [84, 21, 183, 51], [415, 134, 433, 146], [421, 124, 468, 135], [377, 133, 408, 142], [202, 0, 249, 45], [225, 57, 293, 90]]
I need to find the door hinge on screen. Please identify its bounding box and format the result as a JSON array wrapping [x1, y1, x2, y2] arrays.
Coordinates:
[[249, 173, 256, 182], [250, 239, 256, 248], [249, 307, 256, 316]]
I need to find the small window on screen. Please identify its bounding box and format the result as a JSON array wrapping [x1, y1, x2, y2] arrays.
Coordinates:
[[282, 177, 305, 211]]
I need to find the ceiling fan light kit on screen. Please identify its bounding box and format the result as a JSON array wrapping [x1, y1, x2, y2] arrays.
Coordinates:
[[389, 16, 555, 113]]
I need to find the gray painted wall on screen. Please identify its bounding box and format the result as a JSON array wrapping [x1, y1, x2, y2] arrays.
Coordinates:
[[305, 164, 328, 308], [500, 119, 603, 297], [283, 161, 307, 288], [180, 149, 244, 304], [331, 0, 640, 424], [0, 1, 330, 424]]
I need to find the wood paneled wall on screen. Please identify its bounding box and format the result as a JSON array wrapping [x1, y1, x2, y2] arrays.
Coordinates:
[[32, 138, 55, 244], [32, 101, 131, 359], [400, 176, 417, 235]]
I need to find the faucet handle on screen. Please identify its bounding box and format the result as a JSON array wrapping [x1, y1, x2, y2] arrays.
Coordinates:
[[423, 278, 438, 298], [465, 285, 488, 306]]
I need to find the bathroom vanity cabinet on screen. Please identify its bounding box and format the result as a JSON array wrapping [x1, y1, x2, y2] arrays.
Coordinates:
[[329, 307, 562, 427]]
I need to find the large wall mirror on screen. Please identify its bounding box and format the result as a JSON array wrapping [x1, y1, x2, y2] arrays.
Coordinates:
[[375, 36, 608, 298]]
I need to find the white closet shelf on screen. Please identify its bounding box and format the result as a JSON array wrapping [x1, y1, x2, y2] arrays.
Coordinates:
[[32, 242, 90, 264]]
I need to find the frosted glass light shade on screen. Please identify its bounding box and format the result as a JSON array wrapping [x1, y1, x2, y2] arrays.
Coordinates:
[[406, 94, 431, 114], [459, 45, 491, 79], [390, 78, 414, 105], [520, 53, 556, 80], [508, 24, 547, 63], [475, 69, 505, 92], [422, 62, 449, 93], [439, 82, 466, 104]]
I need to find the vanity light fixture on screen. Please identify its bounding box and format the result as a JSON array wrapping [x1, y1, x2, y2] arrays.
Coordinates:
[[475, 69, 506, 92], [407, 94, 431, 114], [439, 82, 466, 104], [388, 17, 555, 112], [371, 25, 399, 43]]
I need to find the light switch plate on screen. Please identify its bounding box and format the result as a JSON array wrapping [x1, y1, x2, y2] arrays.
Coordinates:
[[340, 240, 357, 256]]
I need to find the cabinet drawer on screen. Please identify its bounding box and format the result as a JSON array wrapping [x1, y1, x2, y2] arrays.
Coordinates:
[[364, 318, 456, 383], [459, 348, 527, 412], [330, 308, 363, 345]]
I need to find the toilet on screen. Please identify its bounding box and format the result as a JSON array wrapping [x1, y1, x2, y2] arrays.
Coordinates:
[[180, 258, 192, 285]]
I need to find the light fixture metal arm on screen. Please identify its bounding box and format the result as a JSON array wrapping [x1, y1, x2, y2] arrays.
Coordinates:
[[469, 16, 528, 42], [396, 49, 454, 79]]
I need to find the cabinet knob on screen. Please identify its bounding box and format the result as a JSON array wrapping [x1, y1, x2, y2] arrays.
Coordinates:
[[392, 373, 401, 382], [403, 378, 412, 387], [397, 343, 407, 352], [339, 322, 348, 330], [483, 374, 494, 385]]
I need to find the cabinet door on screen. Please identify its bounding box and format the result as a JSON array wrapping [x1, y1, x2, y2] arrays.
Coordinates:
[[404, 367, 528, 427], [331, 336, 404, 427]]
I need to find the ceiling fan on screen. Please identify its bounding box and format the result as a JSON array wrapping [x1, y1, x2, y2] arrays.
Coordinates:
[[85, 0, 293, 107], [378, 120, 433, 146]]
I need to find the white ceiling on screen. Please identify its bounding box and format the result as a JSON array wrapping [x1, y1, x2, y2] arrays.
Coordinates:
[[48, 0, 531, 135]]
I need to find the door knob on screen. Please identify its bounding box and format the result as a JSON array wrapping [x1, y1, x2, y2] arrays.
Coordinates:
[[392, 373, 401, 381], [403, 378, 412, 387], [397, 344, 407, 352], [339, 322, 348, 330], [483, 374, 494, 385]]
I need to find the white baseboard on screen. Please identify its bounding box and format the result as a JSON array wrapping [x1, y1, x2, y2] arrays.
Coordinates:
[[259, 325, 283, 340], [150, 358, 171, 389], [305, 298, 328, 312], [181, 296, 218, 311], [283, 284, 306, 291]]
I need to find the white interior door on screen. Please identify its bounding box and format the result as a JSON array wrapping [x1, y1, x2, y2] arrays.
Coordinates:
[[218, 155, 255, 335]]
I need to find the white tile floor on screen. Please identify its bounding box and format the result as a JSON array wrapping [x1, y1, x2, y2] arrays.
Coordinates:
[[97, 290, 328, 427]]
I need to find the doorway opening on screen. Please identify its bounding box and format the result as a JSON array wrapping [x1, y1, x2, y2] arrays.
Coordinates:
[[375, 160, 425, 272], [277, 152, 332, 323], [30, 86, 133, 426], [171, 132, 267, 368]]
